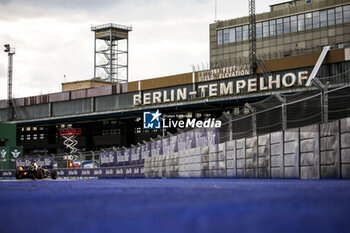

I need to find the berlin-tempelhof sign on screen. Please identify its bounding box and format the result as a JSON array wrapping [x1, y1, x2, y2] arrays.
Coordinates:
[[133, 65, 309, 106]]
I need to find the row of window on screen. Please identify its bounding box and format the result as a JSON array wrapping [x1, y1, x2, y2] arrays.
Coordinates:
[[217, 5, 350, 45], [20, 134, 45, 141]]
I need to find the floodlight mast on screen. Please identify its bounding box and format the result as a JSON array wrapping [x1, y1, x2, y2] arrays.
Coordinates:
[[4, 44, 15, 121]]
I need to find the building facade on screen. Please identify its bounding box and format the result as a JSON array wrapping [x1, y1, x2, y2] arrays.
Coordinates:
[[210, 0, 350, 67]]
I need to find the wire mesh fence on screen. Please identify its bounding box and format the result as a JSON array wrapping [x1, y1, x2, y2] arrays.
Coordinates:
[[25, 82, 350, 169]]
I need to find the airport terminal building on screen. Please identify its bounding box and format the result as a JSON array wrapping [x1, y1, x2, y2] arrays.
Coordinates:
[[0, 0, 350, 156]]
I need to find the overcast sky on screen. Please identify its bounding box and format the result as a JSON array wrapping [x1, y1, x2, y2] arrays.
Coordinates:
[[0, 0, 282, 99]]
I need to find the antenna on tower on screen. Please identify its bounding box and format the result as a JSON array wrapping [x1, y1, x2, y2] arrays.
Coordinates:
[[4, 44, 15, 121]]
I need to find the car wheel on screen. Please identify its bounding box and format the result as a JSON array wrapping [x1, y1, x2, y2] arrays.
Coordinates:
[[37, 169, 44, 179], [51, 170, 58, 179], [15, 170, 22, 179]]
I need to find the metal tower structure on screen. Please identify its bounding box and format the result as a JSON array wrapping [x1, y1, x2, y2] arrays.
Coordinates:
[[3, 44, 15, 121], [91, 23, 132, 83], [248, 0, 257, 77]]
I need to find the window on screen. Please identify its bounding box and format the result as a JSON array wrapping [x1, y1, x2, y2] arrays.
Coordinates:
[[283, 17, 290, 33], [40, 134, 44, 140], [291, 16, 297, 32], [20, 135, 24, 141], [269, 19, 276, 36], [313, 11, 320, 28], [298, 14, 305, 31], [276, 18, 283, 34], [229, 28, 235, 43], [256, 22, 262, 38], [223, 29, 230, 44], [111, 129, 118, 135], [320, 10, 327, 27], [26, 135, 31, 141], [33, 134, 38, 140], [233, 108, 240, 115], [217, 30, 223, 45], [335, 7, 343, 24], [344, 5, 350, 23], [242, 25, 249, 41], [236, 26, 242, 42], [328, 8, 335, 25], [134, 128, 141, 134], [305, 13, 312, 29], [263, 21, 269, 37]]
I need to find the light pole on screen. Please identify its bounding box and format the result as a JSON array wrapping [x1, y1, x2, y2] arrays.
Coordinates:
[[4, 44, 15, 121]]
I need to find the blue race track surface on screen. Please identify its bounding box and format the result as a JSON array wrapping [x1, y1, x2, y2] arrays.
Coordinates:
[[0, 179, 350, 233]]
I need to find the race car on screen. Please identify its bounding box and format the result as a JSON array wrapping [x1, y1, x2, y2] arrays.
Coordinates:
[[16, 162, 58, 180]]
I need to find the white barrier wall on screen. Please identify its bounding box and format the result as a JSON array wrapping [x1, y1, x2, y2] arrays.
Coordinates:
[[144, 117, 350, 179]]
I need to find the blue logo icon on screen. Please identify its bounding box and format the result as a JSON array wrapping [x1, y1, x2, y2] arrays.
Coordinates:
[[143, 110, 161, 129]]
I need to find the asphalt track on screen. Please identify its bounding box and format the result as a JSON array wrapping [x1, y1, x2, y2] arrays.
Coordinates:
[[0, 179, 349, 233]]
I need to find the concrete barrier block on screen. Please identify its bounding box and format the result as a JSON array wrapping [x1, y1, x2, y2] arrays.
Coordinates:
[[218, 151, 225, 161], [300, 153, 316, 166], [227, 169, 235, 178], [227, 160, 235, 169], [218, 143, 225, 152], [209, 161, 218, 170], [258, 134, 269, 145], [226, 150, 235, 160], [300, 124, 318, 139], [209, 169, 218, 178], [217, 169, 226, 178], [271, 155, 283, 167], [209, 144, 217, 153], [341, 133, 350, 148], [301, 166, 319, 179], [246, 158, 254, 169], [191, 155, 202, 164], [271, 167, 283, 178], [301, 139, 315, 153], [271, 143, 282, 156], [190, 163, 201, 171], [341, 149, 350, 163], [271, 131, 283, 144], [321, 151, 336, 165], [284, 167, 298, 179], [283, 129, 299, 177], [218, 161, 226, 170], [284, 129, 299, 141], [320, 121, 338, 137], [226, 140, 235, 151], [236, 159, 245, 169], [246, 137, 257, 148], [236, 138, 245, 149], [284, 141, 297, 154], [340, 117, 350, 133], [200, 169, 208, 178], [342, 164, 350, 178], [237, 169, 244, 178], [236, 149, 245, 159]]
